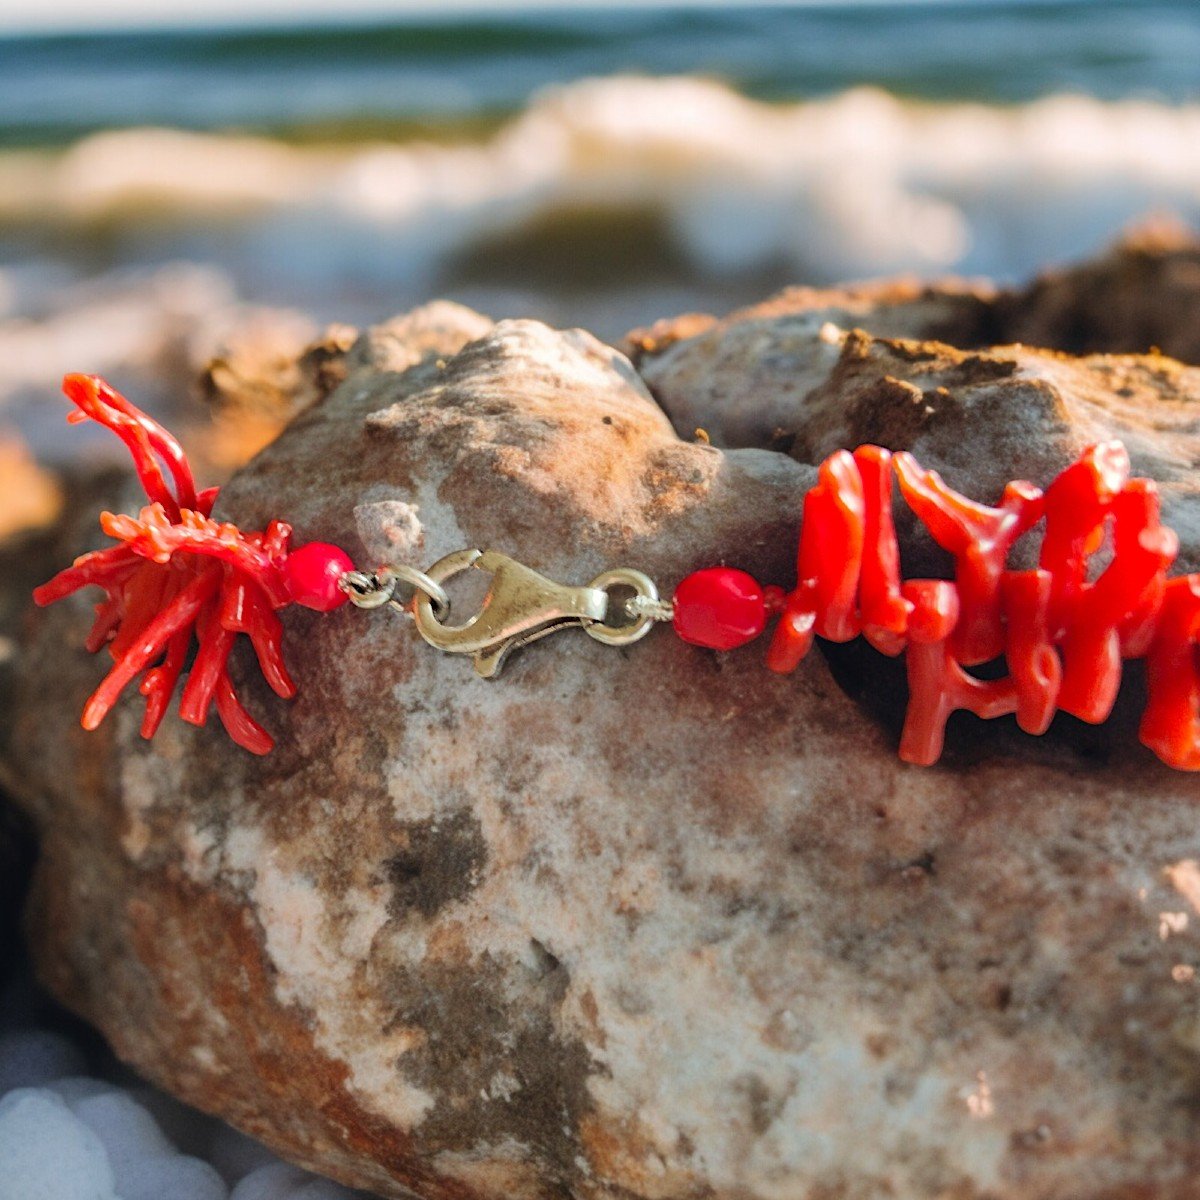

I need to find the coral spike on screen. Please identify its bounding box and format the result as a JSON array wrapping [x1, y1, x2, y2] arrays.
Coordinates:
[[81, 568, 222, 731], [894, 453, 1042, 665], [1140, 577, 1200, 771], [710, 440, 1197, 771], [34, 375, 353, 753], [62, 374, 197, 520]]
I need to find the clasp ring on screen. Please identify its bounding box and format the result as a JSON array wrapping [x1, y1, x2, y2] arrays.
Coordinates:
[[410, 549, 669, 677], [339, 565, 450, 616]]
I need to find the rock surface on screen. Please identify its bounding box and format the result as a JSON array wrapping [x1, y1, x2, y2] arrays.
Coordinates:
[[626, 278, 999, 449], [790, 330, 1200, 569], [630, 223, 1200, 452], [5, 293, 1200, 1200], [995, 219, 1200, 365]]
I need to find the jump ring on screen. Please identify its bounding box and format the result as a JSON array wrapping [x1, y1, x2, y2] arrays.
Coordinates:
[[584, 568, 663, 646], [339, 566, 450, 617], [339, 570, 395, 610], [384, 565, 451, 617]]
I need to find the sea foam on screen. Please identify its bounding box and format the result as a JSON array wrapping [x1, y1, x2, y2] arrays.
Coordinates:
[[2, 77, 1199, 291]]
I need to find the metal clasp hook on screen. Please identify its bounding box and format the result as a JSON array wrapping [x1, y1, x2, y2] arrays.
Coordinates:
[[410, 549, 668, 677]]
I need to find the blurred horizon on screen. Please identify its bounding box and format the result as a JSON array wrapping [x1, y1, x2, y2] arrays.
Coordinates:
[[0, 0, 1116, 37], [2, 0, 1198, 152]]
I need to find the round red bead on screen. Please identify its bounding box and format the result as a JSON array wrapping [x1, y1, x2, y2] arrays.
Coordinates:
[[672, 567, 767, 651], [283, 541, 355, 612]]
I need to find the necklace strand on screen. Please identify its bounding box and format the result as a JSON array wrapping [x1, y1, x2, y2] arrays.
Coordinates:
[[33, 373, 1200, 771]]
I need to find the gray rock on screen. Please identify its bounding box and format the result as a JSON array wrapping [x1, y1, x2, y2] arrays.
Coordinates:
[[995, 218, 1200, 365], [790, 330, 1200, 573], [628, 278, 997, 449], [6, 301, 1200, 1200]]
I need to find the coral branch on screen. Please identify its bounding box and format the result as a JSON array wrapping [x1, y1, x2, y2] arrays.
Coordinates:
[[899, 579, 1018, 766], [895, 453, 1043, 664], [854, 446, 910, 655], [213, 676, 274, 756], [218, 580, 297, 699], [81, 568, 221, 732], [1000, 571, 1060, 735], [63, 374, 197, 520], [1056, 482, 1177, 723], [763, 441, 1199, 771], [139, 630, 190, 739], [1039, 441, 1130, 631], [100, 506, 290, 607], [1140, 576, 1200, 771], [35, 373, 351, 754], [179, 609, 235, 727], [86, 594, 126, 654], [767, 450, 864, 670], [33, 545, 141, 607]]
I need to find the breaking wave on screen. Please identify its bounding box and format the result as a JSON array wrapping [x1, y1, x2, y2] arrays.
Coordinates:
[[2, 75, 1200, 299]]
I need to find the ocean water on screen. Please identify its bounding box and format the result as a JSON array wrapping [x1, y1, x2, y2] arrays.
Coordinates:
[[3, 1, 1200, 145], [1, 1, 1200, 437]]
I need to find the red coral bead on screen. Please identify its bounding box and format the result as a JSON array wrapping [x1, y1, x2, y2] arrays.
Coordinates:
[[283, 542, 355, 612], [673, 567, 767, 651]]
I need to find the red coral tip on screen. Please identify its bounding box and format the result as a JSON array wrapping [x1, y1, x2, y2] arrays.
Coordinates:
[[34, 374, 334, 754]]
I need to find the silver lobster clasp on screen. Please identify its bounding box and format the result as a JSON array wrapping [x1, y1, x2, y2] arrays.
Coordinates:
[[410, 548, 667, 677]]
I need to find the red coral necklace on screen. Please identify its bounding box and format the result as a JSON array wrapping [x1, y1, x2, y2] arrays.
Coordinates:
[[34, 374, 1200, 771]]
